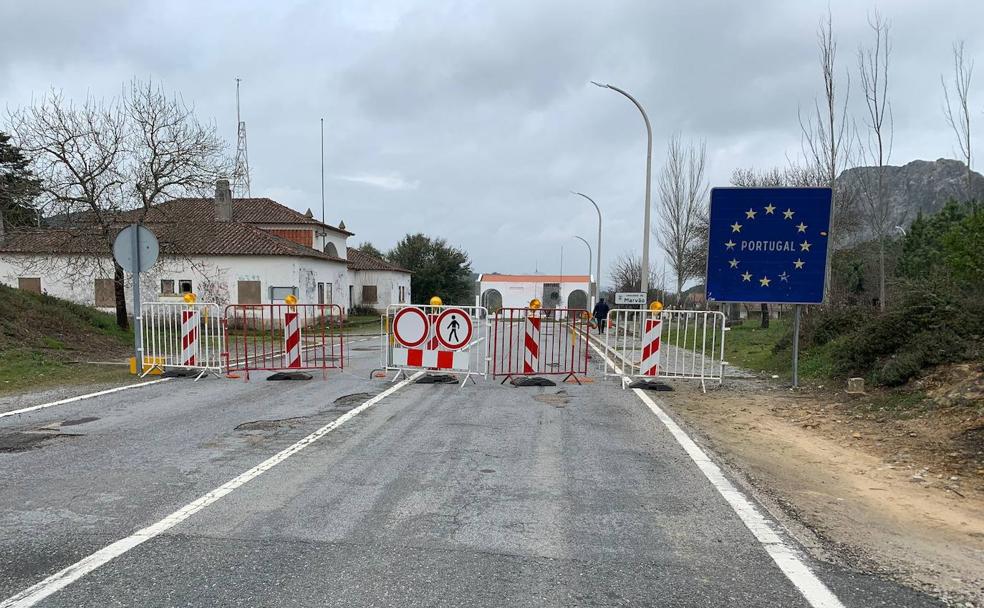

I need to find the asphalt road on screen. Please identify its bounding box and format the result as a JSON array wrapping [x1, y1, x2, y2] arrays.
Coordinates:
[[0, 335, 944, 607]]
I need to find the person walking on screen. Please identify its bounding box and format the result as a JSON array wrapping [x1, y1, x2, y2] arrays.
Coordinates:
[[592, 298, 611, 335]]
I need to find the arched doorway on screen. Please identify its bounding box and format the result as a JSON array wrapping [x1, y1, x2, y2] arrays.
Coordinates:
[[481, 288, 503, 313], [567, 289, 588, 311]]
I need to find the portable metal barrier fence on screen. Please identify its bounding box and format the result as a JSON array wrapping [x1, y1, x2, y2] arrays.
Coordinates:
[[603, 309, 727, 391], [222, 304, 344, 380], [490, 307, 590, 383], [140, 302, 224, 379], [381, 304, 487, 387]]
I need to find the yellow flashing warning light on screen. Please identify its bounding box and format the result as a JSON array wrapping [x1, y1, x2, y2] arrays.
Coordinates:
[[649, 300, 663, 312], [529, 298, 542, 310], [429, 295, 443, 306], [284, 294, 298, 306], [183, 292, 197, 304]]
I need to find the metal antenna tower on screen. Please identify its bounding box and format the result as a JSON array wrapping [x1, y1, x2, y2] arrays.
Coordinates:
[[232, 78, 251, 198]]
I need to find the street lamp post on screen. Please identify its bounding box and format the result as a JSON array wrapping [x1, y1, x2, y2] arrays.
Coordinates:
[[591, 81, 653, 304], [571, 191, 602, 306], [572, 235, 593, 309]]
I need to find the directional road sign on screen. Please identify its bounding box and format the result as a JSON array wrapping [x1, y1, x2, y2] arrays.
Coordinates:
[[705, 188, 832, 304], [615, 292, 646, 305], [435, 308, 472, 350]]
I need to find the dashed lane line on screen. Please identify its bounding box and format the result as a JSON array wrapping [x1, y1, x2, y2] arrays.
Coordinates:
[[0, 370, 424, 608], [587, 338, 847, 608], [0, 379, 173, 421]]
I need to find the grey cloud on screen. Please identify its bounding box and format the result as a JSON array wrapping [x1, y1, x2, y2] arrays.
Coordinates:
[[2, 0, 984, 285]]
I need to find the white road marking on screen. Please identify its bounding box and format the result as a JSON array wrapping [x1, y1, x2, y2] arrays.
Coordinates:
[[587, 340, 846, 608], [0, 379, 172, 421], [0, 371, 423, 608]]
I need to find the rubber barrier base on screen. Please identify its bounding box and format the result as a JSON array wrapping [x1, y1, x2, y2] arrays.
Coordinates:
[[267, 372, 313, 381], [627, 379, 673, 391], [510, 376, 557, 387]]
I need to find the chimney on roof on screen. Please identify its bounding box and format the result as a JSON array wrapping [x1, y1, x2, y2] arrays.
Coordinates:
[[214, 178, 233, 222], [304, 208, 313, 218], [338, 219, 346, 230]]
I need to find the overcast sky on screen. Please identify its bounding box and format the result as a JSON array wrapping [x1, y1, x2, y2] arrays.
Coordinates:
[[2, 0, 982, 286]]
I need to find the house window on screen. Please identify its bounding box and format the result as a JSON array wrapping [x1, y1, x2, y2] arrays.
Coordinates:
[[178, 279, 193, 294], [238, 280, 261, 305], [94, 278, 115, 307], [324, 242, 339, 257], [270, 286, 298, 301], [318, 282, 333, 305], [398, 285, 406, 303], [362, 285, 378, 304], [160, 279, 175, 295], [17, 277, 41, 294]]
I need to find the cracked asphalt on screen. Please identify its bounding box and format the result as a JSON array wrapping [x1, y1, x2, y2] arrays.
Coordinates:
[[0, 336, 946, 606]]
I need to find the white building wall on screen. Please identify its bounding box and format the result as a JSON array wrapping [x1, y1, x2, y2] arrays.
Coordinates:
[[0, 253, 350, 313], [479, 279, 591, 310], [350, 269, 411, 311]]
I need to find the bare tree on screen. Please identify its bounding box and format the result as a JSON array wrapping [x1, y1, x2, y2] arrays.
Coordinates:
[[8, 80, 227, 327], [855, 10, 894, 312], [655, 134, 708, 305], [942, 40, 974, 198], [608, 252, 658, 297], [799, 8, 854, 260]]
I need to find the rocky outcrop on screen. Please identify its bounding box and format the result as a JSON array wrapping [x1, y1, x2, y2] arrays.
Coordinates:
[[834, 158, 984, 245]]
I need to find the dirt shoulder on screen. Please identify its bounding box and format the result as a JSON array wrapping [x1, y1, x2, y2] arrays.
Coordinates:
[[660, 374, 984, 606]]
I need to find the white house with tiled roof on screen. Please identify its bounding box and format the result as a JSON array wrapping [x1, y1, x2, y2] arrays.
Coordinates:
[[0, 179, 396, 314], [346, 247, 411, 312]]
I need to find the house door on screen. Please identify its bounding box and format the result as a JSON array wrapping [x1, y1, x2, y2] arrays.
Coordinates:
[[542, 283, 561, 309], [317, 282, 325, 305], [348, 285, 354, 311]]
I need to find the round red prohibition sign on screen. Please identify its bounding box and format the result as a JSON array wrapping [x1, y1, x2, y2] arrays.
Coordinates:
[[435, 308, 472, 350], [393, 306, 429, 348]]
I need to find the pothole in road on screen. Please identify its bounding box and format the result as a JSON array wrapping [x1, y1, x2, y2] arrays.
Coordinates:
[[61, 416, 100, 427], [331, 393, 374, 411], [234, 417, 307, 432], [533, 391, 571, 408], [0, 431, 76, 453]]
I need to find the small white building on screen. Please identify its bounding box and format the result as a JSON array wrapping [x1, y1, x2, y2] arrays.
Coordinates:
[[477, 274, 592, 311], [0, 180, 403, 315], [346, 248, 411, 312]]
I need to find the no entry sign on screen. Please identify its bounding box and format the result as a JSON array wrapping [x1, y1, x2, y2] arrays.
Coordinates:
[[393, 307, 429, 348], [435, 308, 472, 350]]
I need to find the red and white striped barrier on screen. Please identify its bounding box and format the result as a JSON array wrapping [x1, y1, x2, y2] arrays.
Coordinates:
[[523, 313, 541, 374], [140, 302, 224, 379], [383, 304, 487, 385], [392, 348, 469, 370], [223, 303, 344, 380], [490, 307, 590, 383], [180, 309, 200, 366], [640, 317, 661, 376], [602, 309, 727, 391], [284, 310, 301, 368]]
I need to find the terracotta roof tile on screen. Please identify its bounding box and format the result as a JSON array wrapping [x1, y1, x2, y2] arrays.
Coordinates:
[[346, 247, 411, 273], [0, 223, 347, 263]]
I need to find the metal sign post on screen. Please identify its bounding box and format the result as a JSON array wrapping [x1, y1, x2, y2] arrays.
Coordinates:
[[112, 224, 160, 368], [705, 187, 832, 387]]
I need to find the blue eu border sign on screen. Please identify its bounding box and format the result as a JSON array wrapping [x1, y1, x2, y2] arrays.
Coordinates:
[[706, 187, 832, 305]]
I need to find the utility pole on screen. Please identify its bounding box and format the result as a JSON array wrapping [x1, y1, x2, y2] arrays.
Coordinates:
[[571, 192, 602, 307], [320, 118, 325, 223], [592, 81, 652, 305]]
